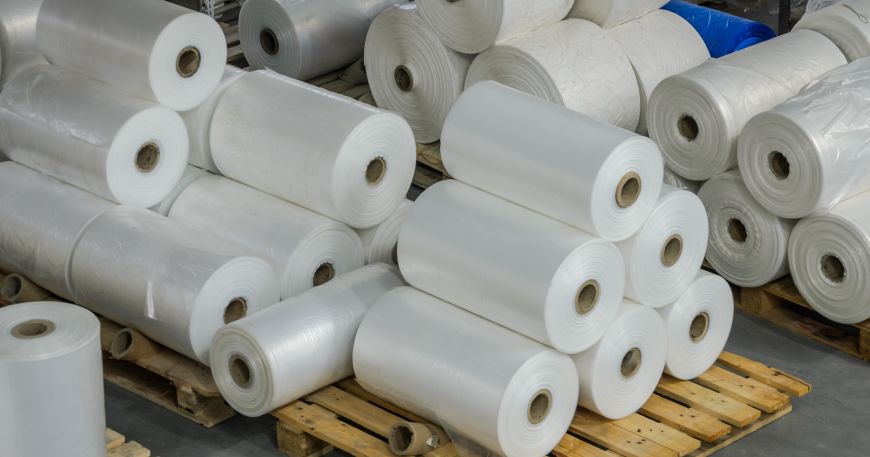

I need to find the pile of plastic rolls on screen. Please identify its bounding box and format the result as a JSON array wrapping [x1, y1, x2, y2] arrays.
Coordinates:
[[662, 0, 776, 58]]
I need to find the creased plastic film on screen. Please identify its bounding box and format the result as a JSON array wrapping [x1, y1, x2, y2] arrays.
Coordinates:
[[149, 165, 210, 216], [182, 66, 246, 173], [0, 0, 45, 87], [356, 199, 413, 265], [569, 0, 667, 29], [796, 0, 870, 61]]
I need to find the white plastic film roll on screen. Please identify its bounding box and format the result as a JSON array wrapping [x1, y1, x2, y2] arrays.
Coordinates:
[[795, 0, 870, 61], [149, 165, 210, 216], [616, 185, 708, 308], [0, 303, 104, 457], [36, 0, 227, 111], [739, 58, 870, 219], [573, 300, 667, 420], [466, 19, 641, 131], [698, 171, 795, 288], [0, 162, 114, 300], [663, 167, 701, 194], [0, 65, 189, 207], [399, 180, 625, 354], [354, 287, 579, 457], [169, 175, 365, 299], [69, 206, 280, 363], [606, 10, 709, 134], [182, 66, 246, 173], [0, 0, 45, 87], [569, 0, 668, 29], [356, 199, 413, 265], [441, 81, 663, 241], [416, 0, 574, 54], [211, 264, 405, 417], [239, 0, 399, 80], [648, 30, 847, 180], [659, 271, 733, 380], [365, 3, 473, 144], [210, 70, 416, 229]]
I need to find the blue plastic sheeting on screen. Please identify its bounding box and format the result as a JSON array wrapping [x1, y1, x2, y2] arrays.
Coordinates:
[[662, 1, 776, 57]]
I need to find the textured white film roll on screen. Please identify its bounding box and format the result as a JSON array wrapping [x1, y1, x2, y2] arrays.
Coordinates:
[[569, 0, 668, 28], [37, 0, 227, 111], [354, 287, 579, 457], [648, 30, 847, 180], [663, 167, 701, 193], [442, 81, 663, 241], [211, 264, 405, 417], [356, 199, 413, 265], [0, 302, 104, 457], [796, 0, 870, 61], [182, 66, 246, 173], [210, 70, 416, 229], [399, 180, 625, 354], [69, 206, 280, 363], [149, 165, 210, 216], [0, 0, 45, 87], [466, 19, 641, 131]]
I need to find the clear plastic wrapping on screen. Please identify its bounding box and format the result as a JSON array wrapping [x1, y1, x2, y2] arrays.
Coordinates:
[[569, 0, 668, 29], [0, 65, 189, 207], [210, 70, 416, 229], [181, 66, 246, 173], [0, 0, 45, 87], [398, 180, 625, 354], [796, 0, 870, 61], [149, 165, 210, 216], [353, 287, 579, 457], [356, 199, 413, 265]]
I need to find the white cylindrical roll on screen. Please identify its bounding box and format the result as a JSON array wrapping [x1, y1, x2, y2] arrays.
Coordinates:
[[617, 185, 708, 308], [354, 287, 579, 457], [149, 165, 210, 216], [569, 0, 668, 28], [0, 303, 104, 457], [573, 300, 667, 420], [182, 66, 246, 173], [399, 180, 625, 354], [416, 0, 574, 54], [169, 175, 365, 299], [356, 199, 413, 265], [0, 0, 45, 87], [36, 0, 227, 111], [739, 58, 870, 219], [648, 30, 847, 180], [210, 70, 416, 229], [795, 0, 870, 61], [239, 0, 399, 80], [606, 10, 709, 134], [0, 65, 189, 207], [365, 3, 473, 144], [698, 171, 795, 288], [466, 19, 641, 131], [0, 162, 115, 300], [441, 81, 663, 241], [69, 206, 281, 363], [663, 167, 701, 194], [211, 264, 404, 417], [659, 271, 733, 380]]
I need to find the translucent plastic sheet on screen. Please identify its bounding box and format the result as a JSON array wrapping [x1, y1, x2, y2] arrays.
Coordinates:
[[662, 0, 776, 58], [0, 303, 104, 457], [441, 81, 662, 241], [416, 0, 574, 54], [698, 171, 795, 287], [0, 0, 45, 87], [211, 264, 404, 417], [467, 19, 641, 131], [365, 4, 473, 144], [149, 165, 210, 216], [398, 180, 625, 354], [169, 175, 365, 299], [37, 0, 227, 111], [0, 65, 189, 207], [569, 0, 668, 29], [648, 30, 846, 180], [210, 70, 416, 229], [663, 166, 701, 193], [356, 199, 413, 266], [353, 287, 579, 457], [69, 206, 280, 363], [182, 66, 246, 173], [796, 0, 870, 61]]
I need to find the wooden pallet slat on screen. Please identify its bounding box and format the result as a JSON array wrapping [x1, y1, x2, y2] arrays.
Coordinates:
[[570, 410, 679, 457], [105, 429, 150, 457], [717, 351, 811, 397], [613, 413, 701, 456], [554, 434, 620, 457], [638, 395, 731, 443], [695, 366, 789, 413], [656, 375, 761, 428]]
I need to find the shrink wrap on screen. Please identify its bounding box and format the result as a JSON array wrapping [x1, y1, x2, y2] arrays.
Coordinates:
[[569, 0, 668, 29], [181, 66, 246, 173], [356, 199, 413, 265], [0, 0, 45, 87], [662, 0, 776, 58], [796, 0, 870, 61], [663, 167, 701, 193], [149, 165, 210, 216]]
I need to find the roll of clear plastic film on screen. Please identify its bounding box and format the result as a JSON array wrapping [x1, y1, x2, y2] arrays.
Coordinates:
[[182, 66, 246, 173], [0, 302, 104, 457], [569, 0, 668, 28], [36, 0, 227, 111], [796, 0, 870, 61], [0, 0, 45, 87], [356, 199, 413, 265]]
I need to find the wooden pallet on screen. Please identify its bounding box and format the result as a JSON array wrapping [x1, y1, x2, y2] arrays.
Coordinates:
[[740, 276, 870, 362], [106, 428, 151, 457], [272, 351, 809, 457]]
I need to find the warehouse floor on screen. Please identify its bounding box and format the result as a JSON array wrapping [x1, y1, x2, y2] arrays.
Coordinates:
[[105, 309, 870, 457]]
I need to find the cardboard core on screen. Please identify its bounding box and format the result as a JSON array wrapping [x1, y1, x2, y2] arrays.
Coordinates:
[[661, 235, 683, 268], [1, 275, 22, 301], [768, 151, 790, 179], [224, 298, 248, 324], [260, 28, 279, 55], [11, 319, 55, 339], [821, 255, 846, 284], [727, 218, 748, 243], [136, 143, 160, 172], [176, 46, 201, 78], [390, 424, 414, 453], [678, 115, 699, 141], [621, 348, 642, 378], [366, 157, 387, 185], [230, 355, 253, 389], [616, 172, 641, 208], [313, 262, 335, 286], [394, 65, 414, 92], [528, 389, 552, 425], [575, 280, 599, 315], [110, 329, 135, 358], [689, 312, 710, 343]]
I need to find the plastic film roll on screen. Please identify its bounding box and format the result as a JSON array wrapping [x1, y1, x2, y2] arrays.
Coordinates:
[[0, 0, 45, 87], [0, 65, 189, 207], [354, 287, 579, 457], [659, 271, 733, 380], [169, 175, 365, 299], [182, 66, 246, 173], [441, 81, 663, 241], [466, 19, 641, 131], [399, 180, 625, 354], [69, 206, 280, 363], [796, 0, 870, 61], [365, 4, 473, 144], [739, 58, 870, 219], [36, 0, 227, 111], [573, 300, 667, 419], [149, 165, 210, 216], [0, 162, 114, 300], [698, 171, 795, 288], [356, 199, 413, 265], [210, 70, 416, 229], [616, 185, 708, 308], [662, 0, 776, 58], [648, 30, 847, 180], [0, 302, 104, 457], [211, 264, 404, 417], [663, 167, 701, 193], [569, 0, 667, 29]]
